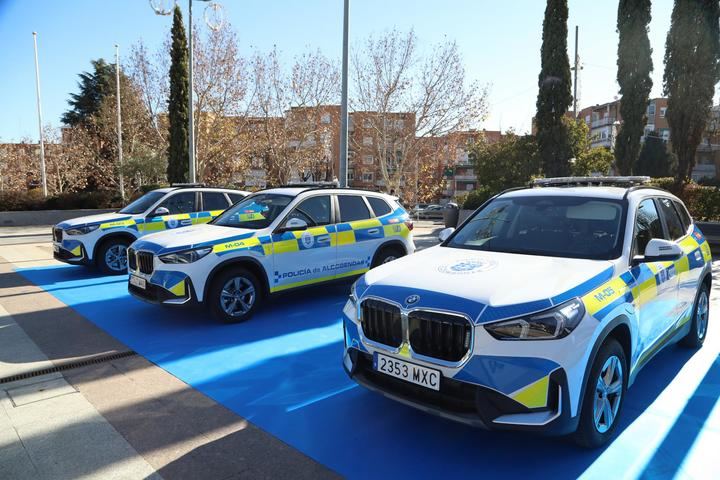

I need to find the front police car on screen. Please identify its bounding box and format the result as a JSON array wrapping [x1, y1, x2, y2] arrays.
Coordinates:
[[343, 189, 648, 447]]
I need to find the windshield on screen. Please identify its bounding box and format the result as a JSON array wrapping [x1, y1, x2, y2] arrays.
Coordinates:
[[212, 193, 293, 229], [119, 191, 166, 215], [447, 196, 625, 260]]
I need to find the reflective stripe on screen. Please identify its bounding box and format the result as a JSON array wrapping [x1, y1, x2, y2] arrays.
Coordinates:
[[510, 374, 550, 409], [100, 219, 135, 230], [168, 279, 186, 297], [269, 267, 368, 293]]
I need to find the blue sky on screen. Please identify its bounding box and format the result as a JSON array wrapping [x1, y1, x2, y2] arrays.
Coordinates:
[[0, 0, 688, 142]]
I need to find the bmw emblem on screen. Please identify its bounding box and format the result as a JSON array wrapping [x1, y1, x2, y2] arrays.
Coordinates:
[[405, 294, 420, 306]]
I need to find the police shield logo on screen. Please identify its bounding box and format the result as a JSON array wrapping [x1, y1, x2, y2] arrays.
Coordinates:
[[301, 231, 315, 249], [167, 218, 179, 229]]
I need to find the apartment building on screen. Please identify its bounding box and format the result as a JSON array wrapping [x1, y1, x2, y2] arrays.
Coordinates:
[[694, 105, 720, 180]]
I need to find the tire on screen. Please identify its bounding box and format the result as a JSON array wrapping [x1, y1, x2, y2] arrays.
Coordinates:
[[371, 245, 405, 268], [96, 238, 131, 275], [680, 282, 710, 349], [208, 267, 263, 324], [573, 338, 627, 448]]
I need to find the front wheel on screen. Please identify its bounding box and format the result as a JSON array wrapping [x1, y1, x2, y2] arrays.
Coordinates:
[[208, 268, 263, 324], [573, 338, 627, 448], [680, 283, 710, 349], [97, 238, 130, 275]]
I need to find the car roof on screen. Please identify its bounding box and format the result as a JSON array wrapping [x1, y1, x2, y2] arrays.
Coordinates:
[[260, 187, 395, 199], [501, 185, 677, 202], [150, 187, 247, 194]]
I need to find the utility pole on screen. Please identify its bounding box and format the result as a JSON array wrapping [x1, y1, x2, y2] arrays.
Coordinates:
[[338, 0, 349, 187], [572, 25, 579, 118], [115, 44, 125, 201], [32, 32, 47, 197], [187, 0, 197, 184]]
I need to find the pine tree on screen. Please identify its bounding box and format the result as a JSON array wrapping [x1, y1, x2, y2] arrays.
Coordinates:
[[167, 5, 190, 184], [615, 0, 653, 175], [535, 0, 573, 177], [663, 0, 720, 186], [62, 59, 115, 127], [636, 132, 676, 177]]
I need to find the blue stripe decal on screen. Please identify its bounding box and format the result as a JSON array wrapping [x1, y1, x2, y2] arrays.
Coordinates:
[[453, 355, 560, 394], [550, 266, 615, 305], [363, 285, 486, 321]]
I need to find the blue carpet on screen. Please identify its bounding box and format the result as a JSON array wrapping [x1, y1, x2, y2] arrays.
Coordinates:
[[16, 265, 720, 479]]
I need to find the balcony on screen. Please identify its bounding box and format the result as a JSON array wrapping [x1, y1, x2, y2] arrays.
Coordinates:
[[454, 174, 477, 181], [591, 117, 617, 129]]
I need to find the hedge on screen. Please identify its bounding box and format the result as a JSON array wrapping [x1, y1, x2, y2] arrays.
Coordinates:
[[0, 190, 119, 211]]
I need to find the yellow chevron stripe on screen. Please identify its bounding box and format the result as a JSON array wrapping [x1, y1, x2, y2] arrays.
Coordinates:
[[168, 279, 186, 297], [212, 237, 261, 254], [510, 375, 550, 409]]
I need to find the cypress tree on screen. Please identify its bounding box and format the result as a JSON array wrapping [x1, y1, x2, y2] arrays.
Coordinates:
[[615, 0, 653, 175], [167, 5, 190, 184], [663, 0, 720, 186], [535, 0, 573, 177]]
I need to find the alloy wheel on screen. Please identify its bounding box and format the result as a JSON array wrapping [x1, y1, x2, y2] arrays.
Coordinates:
[[220, 276, 256, 317], [104, 245, 128, 272], [593, 355, 623, 434], [696, 290, 709, 340]]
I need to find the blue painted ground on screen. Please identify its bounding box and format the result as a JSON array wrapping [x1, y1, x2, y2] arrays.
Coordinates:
[[17, 265, 720, 479]]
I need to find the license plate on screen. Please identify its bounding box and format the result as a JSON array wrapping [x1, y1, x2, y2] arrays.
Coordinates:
[[130, 275, 146, 290], [374, 353, 440, 391], [53, 244, 60, 253]]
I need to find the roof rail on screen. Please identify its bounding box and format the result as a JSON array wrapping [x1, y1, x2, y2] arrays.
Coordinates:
[[622, 184, 668, 200], [533, 176, 651, 188], [279, 181, 340, 189], [170, 182, 206, 188]]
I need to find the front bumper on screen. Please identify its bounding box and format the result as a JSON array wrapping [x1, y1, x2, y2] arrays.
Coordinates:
[[344, 347, 576, 434], [53, 242, 91, 266], [128, 269, 196, 306]]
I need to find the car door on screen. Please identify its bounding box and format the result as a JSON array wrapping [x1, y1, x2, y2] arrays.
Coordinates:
[[142, 191, 198, 234], [630, 197, 679, 357], [656, 197, 698, 322], [270, 194, 336, 292], [334, 194, 381, 279], [197, 191, 232, 225]]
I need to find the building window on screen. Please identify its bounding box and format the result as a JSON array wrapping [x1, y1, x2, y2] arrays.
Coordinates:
[[363, 136, 373, 146], [362, 172, 373, 182], [363, 155, 374, 165], [465, 183, 473, 191], [585, 115, 591, 124], [363, 119, 372, 128], [321, 113, 331, 124], [348, 169, 354, 181], [395, 119, 404, 129], [648, 103, 656, 116], [660, 107, 667, 118]]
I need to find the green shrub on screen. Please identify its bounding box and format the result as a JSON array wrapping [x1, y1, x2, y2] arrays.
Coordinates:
[[461, 186, 495, 210], [0, 190, 46, 211], [0, 190, 116, 211]]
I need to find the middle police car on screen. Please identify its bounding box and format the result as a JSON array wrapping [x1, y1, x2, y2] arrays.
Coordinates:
[[127, 185, 415, 323], [342, 177, 713, 447]]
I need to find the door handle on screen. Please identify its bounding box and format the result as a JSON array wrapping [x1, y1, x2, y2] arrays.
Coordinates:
[[318, 235, 330, 243], [368, 228, 380, 235]]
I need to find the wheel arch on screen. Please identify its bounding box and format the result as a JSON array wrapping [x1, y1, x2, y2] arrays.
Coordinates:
[[371, 239, 408, 264], [92, 231, 137, 263], [204, 257, 271, 302]]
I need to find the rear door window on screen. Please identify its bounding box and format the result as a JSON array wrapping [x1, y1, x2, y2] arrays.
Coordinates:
[[367, 196, 392, 217], [672, 200, 692, 232], [657, 197, 685, 240], [338, 195, 371, 222], [202, 192, 230, 211], [633, 199, 665, 257]]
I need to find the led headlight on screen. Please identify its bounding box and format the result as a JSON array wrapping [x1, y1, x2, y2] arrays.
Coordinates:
[[65, 225, 99, 236], [484, 298, 585, 340], [343, 279, 360, 319], [159, 247, 212, 264]]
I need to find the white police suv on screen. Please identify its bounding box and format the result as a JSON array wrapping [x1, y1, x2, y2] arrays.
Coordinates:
[[52, 186, 247, 274], [342, 177, 713, 447], [126, 185, 415, 323]]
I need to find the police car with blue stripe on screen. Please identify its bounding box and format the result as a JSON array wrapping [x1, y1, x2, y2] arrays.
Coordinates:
[[342, 177, 713, 447], [127, 185, 415, 323], [52, 185, 248, 274]]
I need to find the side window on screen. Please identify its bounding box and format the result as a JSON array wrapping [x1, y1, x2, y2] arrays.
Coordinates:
[[158, 191, 196, 215], [338, 195, 371, 222], [202, 192, 230, 211], [634, 199, 665, 257], [672, 200, 692, 232], [657, 197, 685, 240], [367, 196, 392, 217], [285, 195, 331, 227], [228, 193, 245, 205]]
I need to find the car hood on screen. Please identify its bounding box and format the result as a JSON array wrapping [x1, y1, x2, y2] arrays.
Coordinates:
[[56, 212, 126, 229], [359, 246, 615, 324], [130, 224, 259, 255]]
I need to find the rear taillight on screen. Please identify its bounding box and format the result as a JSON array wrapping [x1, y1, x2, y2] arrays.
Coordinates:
[[405, 220, 414, 231]]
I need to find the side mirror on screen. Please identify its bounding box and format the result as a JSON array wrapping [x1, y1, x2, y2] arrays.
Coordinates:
[[280, 217, 308, 232], [637, 238, 683, 264], [152, 206, 170, 217], [438, 227, 455, 242]]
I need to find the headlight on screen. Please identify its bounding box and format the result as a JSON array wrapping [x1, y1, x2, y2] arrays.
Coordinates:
[[65, 225, 99, 236], [484, 298, 585, 340], [349, 279, 359, 306], [159, 247, 213, 264]]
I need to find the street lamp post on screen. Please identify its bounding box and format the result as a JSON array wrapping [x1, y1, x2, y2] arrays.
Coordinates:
[[115, 44, 125, 201], [338, 0, 349, 187], [32, 32, 48, 197]]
